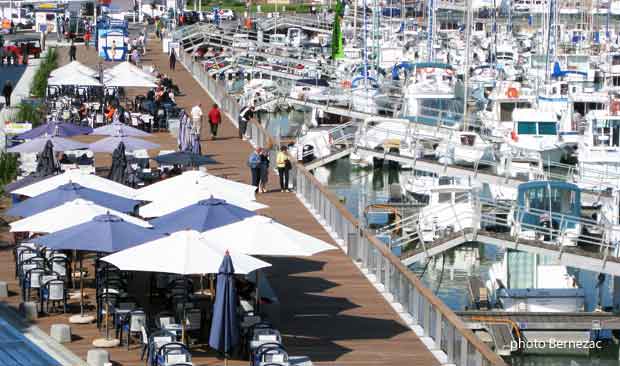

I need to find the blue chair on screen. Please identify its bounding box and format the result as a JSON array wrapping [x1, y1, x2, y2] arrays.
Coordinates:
[[253, 343, 288, 366], [147, 330, 176, 366], [155, 342, 189, 366]]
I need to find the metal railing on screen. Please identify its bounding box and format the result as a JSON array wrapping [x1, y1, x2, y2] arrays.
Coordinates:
[[179, 44, 507, 366]]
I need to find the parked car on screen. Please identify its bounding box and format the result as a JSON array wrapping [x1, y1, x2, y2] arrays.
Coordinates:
[[203, 8, 234, 22], [219, 9, 234, 20], [4, 37, 42, 59]]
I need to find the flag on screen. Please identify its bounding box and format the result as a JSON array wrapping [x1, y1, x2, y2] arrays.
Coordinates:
[[331, 1, 344, 60]]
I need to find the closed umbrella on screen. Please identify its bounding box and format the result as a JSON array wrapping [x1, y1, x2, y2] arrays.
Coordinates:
[[208, 253, 240, 365], [10, 169, 138, 199], [153, 151, 217, 167], [10, 199, 151, 233], [89, 134, 160, 153], [35, 140, 58, 177], [93, 122, 150, 137], [6, 182, 139, 217], [8, 135, 88, 153], [108, 142, 128, 184], [100, 230, 271, 275], [151, 198, 256, 234], [190, 132, 201, 154], [16, 122, 93, 139]]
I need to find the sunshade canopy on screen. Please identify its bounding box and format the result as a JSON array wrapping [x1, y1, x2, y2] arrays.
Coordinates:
[[100, 230, 271, 275]]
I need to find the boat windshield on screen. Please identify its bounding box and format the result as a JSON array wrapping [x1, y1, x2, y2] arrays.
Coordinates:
[[524, 186, 578, 216], [418, 97, 463, 126]]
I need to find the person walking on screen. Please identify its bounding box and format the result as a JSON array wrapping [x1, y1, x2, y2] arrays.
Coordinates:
[[247, 147, 262, 193], [238, 104, 254, 140], [191, 103, 203, 137], [69, 40, 77, 61], [169, 48, 176, 71], [259, 149, 270, 193], [2, 80, 13, 108], [276, 145, 291, 192], [84, 30, 91, 49], [110, 40, 116, 61], [207, 104, 221, 139]]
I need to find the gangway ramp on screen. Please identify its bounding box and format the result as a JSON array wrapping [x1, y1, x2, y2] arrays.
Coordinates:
[[458, 311, 620, 330], [401, 230, 620, 276], [304, 148, 353, 170]]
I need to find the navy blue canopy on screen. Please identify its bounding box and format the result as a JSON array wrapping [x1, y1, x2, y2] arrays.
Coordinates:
[[151, 197, 256, 234], [33, 214, 164, 253], [6, 182, 139, 217], [16, 122, 93, 140], [153, 151, 217, 166]]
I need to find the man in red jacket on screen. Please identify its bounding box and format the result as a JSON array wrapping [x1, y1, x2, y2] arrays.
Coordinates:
[[207, 104, 222, 139]]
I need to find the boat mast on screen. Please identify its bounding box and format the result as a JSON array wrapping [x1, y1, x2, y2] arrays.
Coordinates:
[[463, 0, 473, 129], [427, 0, 435, 61], [353, 0, 357, 40], [363, 0, 369, 87]]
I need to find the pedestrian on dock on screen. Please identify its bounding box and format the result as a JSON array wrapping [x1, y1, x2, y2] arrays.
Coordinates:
[[259, 149, 270, 193], [247, 147, 262, 193], [69, 41, 77, 62], [277, 145, 291, 192], [169, 48, 177, 71], [207, 104, 221, 139], [238, 104, 254, 140], [2, 80, 13, 108], [191, 103, 203, 137], [84, 30, 91, 49]]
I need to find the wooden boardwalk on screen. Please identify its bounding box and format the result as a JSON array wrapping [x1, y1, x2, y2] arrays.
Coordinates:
[[0, 35, 439, 366]]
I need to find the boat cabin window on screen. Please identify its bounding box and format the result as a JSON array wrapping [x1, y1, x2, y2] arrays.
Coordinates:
[[611, 75, 620, 87], [573, 102, 605, 116], [592, 119, 620, 146], [419, 98, 463, 125], [500, 102, 531, 121], [517, 121, 557, 135], [438, 176, 455, 185], [440, 22, 459, 30], [524, 186, 577, 215], [612, 55, 620, 66], [538, 122, 557, 135], [438, 192, 452, 203], [460, 134, 476, 146]]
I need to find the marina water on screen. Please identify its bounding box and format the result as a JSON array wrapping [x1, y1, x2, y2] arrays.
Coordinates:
[[264, 110, 620, 365]]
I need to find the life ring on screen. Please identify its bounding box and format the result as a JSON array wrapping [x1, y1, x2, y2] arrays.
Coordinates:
[[612, 101, 620, 115], [511, 130, 518, 142], [506, 87, 519, 98], [445, 69, 455, 75], [341, 80, 352, 88]]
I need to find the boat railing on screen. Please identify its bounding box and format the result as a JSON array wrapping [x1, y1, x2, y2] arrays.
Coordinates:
[[388, 195, 618, 257], [178, 46, 508, 366]]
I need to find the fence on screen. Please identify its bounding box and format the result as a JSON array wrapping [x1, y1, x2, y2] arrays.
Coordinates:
[[178, 48, 507, 366]]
